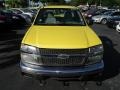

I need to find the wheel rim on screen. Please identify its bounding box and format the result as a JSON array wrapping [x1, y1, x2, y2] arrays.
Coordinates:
[[101, 19, 107, 24]]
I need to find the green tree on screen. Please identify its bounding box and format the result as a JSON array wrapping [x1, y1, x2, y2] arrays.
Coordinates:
[[6, 0, 18, 7], [5, 0, 28, 8], [115, 0, 120, 5], [101, 0, 117, 6], [19, 0, 28, 7], [41, 0, 65, 3], [7, 0, 120, 7], [33, 0, 39, 2], [70, 0, 87, 6], [40, 0, 46, 3], [68, 0, 120, 6]]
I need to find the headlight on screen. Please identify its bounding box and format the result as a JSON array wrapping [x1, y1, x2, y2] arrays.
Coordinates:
[[21, 44, 41, 65], [88, 14, 92, 17], [86, 44, 103, 65], [21, 44, 38, 54]]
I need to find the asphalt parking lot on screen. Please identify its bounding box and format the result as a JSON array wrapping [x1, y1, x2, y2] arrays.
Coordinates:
[[0, 24, 120, 90]]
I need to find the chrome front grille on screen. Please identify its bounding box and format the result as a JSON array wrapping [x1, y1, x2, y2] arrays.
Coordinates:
[[38, 48, 89, 66], [39, 48, 88, 54]]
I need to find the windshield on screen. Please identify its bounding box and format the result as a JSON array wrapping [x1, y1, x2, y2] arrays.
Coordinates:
[[34, 8, 86, 26], [102, 11, 112, 15]]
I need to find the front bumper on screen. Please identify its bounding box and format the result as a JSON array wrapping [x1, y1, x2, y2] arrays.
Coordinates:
[[92, 18, 101, 23], [20, 60, 104, 78]]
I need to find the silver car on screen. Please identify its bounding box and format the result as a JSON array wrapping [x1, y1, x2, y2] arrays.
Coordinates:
[[92, 11, 120, 24]]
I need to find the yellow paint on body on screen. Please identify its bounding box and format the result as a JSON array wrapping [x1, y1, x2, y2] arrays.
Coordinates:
[[22, 5, 102, 49], [22, 25, 102, 49]]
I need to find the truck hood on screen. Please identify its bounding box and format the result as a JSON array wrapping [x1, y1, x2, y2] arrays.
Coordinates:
[[22, 25, 102, 49]]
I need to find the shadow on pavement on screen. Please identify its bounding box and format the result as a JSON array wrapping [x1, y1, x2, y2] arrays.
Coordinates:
[[99, 36, 120, 80]]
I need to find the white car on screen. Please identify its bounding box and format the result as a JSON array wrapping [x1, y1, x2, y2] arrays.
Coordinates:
[[116, 22, 120, 32]]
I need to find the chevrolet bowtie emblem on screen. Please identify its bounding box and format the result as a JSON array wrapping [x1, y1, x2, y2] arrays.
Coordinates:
[[57, 54, 69, 59]]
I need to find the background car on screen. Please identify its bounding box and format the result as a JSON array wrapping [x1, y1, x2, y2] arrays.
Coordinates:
[[6, 9, 32, 25], [20, 8, 36, 19], [0, 9, 31, 30], [83, 8, 98, 19], [92, 11, 120, 24], [28, 7, 39, 14], [116, 22, 120, 32], [11, 8, 34, 19], [0, 11, 6, 24], [107, 16, 120, 29], [83, 8, 111, 18], [0, 10, 13, 30]]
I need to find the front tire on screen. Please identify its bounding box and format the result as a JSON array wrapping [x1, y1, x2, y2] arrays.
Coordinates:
[[116, 26, 120, 33], [101, 19, 107, 24]]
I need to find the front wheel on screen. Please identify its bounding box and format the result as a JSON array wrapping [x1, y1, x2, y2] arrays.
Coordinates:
[[101, 19, 107, 24], [116, 26, 120, 33]]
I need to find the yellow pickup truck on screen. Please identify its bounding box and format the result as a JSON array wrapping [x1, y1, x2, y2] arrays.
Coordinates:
[[20, 5, 104, 86]]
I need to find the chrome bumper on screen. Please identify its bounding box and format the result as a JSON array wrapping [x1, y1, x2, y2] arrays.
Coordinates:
[[20, 61, 104, 77]]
